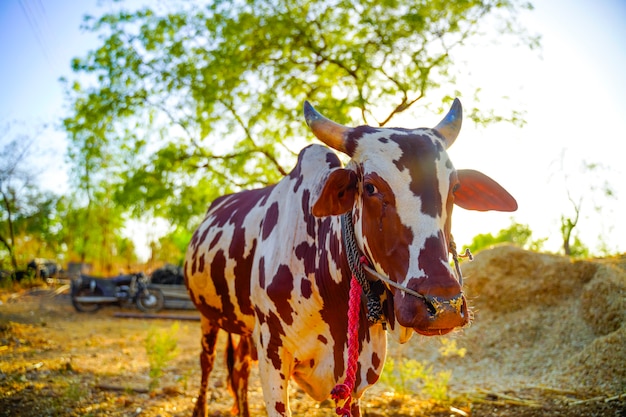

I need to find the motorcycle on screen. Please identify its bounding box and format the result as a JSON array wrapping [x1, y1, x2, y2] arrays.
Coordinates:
[[71, 272, 165, 313]]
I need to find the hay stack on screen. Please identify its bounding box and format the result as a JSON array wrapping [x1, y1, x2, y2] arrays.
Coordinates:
[[394, 246, 625, 396], [462, 245, 598, 312], [458, 245, 626, 394]]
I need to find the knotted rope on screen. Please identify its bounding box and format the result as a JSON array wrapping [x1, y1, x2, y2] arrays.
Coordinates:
[[341, 213, 384, 324], [330, 213, 382, 417], [331, 274, 362, 417]]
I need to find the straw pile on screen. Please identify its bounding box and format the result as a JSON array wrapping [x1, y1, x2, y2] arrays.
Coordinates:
[[393, 245, 626, 396]]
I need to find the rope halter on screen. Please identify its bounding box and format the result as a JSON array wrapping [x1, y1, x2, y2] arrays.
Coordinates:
[[331, 212, 472, 416], [341, 212, 471, 306]]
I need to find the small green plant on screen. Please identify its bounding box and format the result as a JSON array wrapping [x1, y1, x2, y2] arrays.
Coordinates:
[[144, 322, 180, 391], [49, 378, 89, 415], [438, 338, 466, 358], [380, 337, 467, 404], [177, 368, 193, 391], [421, 366, 451, 402], [379, 358, 452, 403], [64, 379, 88, 402]]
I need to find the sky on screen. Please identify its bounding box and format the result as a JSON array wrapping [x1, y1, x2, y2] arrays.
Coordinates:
[[1, 0, 625, 260]]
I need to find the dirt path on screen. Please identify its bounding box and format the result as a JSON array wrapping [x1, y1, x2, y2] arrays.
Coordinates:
[[0, 289, 621, 417]]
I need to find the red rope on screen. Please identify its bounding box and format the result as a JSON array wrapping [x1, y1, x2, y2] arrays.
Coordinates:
[[331, 274, 362, 416]]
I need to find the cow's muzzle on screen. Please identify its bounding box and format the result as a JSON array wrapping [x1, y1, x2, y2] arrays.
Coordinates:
[[394, 289, 469, 336], [361, 262, 470, 334], [418, 293, 469, 335]]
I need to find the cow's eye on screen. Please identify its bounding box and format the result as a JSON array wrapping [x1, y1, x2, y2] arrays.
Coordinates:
[[452, 183, 461, 194], [364, 183, 377, 195]]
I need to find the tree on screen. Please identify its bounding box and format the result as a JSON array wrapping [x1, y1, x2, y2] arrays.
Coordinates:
[[467, 220, 545, 254], [560, 193, 581, 257], [556, 157, 615, 257], [63, 0, 538, 230], [53, 192, 138, 275], [147, 227, 192, 269], [0, 126, 59, 273]]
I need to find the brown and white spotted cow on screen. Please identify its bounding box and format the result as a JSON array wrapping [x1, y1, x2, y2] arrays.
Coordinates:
[[184, 99, 517, 417]]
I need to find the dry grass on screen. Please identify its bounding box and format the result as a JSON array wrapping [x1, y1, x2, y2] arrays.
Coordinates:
[[1, 246, 625, 416]]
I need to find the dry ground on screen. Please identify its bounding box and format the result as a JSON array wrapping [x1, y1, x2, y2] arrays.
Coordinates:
[[1, 246, 625, 416]]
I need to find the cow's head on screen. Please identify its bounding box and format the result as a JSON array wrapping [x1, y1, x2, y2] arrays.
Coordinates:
[[305, 99, 517, 340]]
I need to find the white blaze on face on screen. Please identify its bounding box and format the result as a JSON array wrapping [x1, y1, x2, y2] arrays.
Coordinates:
[[351, 129, 457, 287]]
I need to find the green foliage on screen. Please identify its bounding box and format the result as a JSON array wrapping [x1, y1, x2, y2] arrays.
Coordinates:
[[63, 0, 537, 229], [144, 322, 180, 391], [52, 193, 137, 274], [567, 235, 590, 259], [467, 219, 546, 254], [149, 226, 191, 266], [4, 1, 542, 269]]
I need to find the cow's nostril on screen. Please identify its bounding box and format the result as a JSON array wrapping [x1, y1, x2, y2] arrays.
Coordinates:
[[423, 294, 465, 319], [424, 297, 438, 317]]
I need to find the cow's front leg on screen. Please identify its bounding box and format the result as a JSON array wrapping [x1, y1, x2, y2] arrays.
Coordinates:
[[255, 328, 293, 416]]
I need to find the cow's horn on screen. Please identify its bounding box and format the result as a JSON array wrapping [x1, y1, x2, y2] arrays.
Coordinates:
[[304, 101, 350, 154], [434, 98, 462, 148]]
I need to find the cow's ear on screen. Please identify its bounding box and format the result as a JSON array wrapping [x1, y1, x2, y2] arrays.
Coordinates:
[[312, 169, 358, 217], [454, 169, 518, 212]]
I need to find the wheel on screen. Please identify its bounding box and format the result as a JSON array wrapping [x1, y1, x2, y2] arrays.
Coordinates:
[[136, 287, 165, 312], [72, 288, 103, 313]]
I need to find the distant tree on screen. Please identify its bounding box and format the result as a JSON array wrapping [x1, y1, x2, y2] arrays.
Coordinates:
[[556, 158, 615, 257], [467, 220, 545, 254], [146, 227, 192, 270], [53, 192, 137, 275], [560, 193, 580, 257], [566, 235, 589, 259], [63, 0, 538, 230], [0, 127, 59, 274]]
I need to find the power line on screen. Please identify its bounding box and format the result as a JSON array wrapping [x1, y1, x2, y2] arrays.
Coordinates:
[[17, 0, 59, 74]]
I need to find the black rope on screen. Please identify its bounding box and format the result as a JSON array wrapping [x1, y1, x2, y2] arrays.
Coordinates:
[[341, 213, 385, 325]]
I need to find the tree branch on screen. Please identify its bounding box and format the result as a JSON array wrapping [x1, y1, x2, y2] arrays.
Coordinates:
[[221, 100, 288, 177]]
